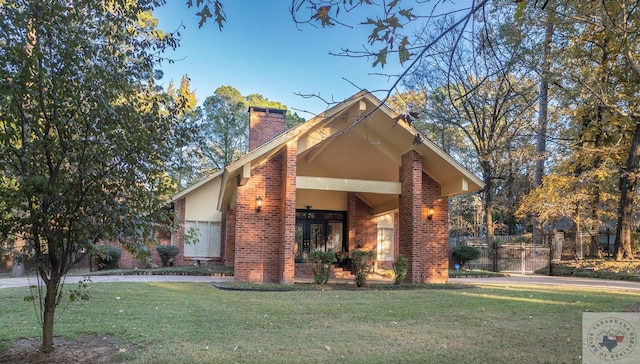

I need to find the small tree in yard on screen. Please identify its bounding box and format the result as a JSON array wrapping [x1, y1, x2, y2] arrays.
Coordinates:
[[392, 254, 408, 285], [352, 250, 375, 287], [451, 246, 482, 269], [310, 249, 335, 284], [94, 245, 122, 270], [0, 1, 183, 353], [156, 245, 180, 267]]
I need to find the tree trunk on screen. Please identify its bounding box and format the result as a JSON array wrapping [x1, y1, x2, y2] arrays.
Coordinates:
[[614, 118, 640, 261], [533, 4, 554, 246], [481, 164, 496, 271], [42, 276, 59, 352]]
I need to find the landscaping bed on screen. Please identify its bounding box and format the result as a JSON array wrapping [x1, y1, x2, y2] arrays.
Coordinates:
[[546, 259, 640, 281], [84, 265, 234, 277], [212, 281, 474, 291]]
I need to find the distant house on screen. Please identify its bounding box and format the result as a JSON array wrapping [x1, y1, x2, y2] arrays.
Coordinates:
[[167, 90, 483, 283]]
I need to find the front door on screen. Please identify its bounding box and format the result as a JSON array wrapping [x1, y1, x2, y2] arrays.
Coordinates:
[[295, 210, 346, 262]]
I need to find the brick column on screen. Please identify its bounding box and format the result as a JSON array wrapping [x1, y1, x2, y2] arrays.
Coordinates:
[[234, 152, 286, 283], [223, 209, 236, 267], [399, 150, 425, 282], [422, 173, 449, 283], [399, 150, 449, 283], [281, 143, 297, 284], [173, 198, 187, 266]]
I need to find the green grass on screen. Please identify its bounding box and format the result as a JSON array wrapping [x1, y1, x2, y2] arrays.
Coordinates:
[[1, 282, 639, 363]]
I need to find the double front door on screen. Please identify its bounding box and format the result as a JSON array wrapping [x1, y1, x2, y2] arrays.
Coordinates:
[[295, 210, 345, 262]]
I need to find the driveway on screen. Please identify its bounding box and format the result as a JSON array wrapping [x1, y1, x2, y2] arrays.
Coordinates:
[[2, 273, 640, 292], [450, 274, 640, 292]]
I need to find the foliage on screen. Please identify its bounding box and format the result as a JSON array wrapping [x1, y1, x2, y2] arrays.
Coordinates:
[[87, 264, 234, 276], [351, 249, 375, 287], [199, 86, 249, 171], [451, 246, 481, 269], [67, 277, 92, 303], [0, 0, 183, 351], [170, 85, 305, 187], [155, 245, 180, 267], [94, 245, 122, 271], [164, 75, 203, 190], [392, 254, 408, 284], [335, 251, 348, 264], [310, 249, 335, 284]]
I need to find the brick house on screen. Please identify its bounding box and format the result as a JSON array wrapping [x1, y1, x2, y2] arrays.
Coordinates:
[[169, 91, 483, 284]]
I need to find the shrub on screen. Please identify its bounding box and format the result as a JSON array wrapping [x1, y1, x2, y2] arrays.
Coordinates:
[[94, 245, 122, 270], [392, 254, 408, 284], [156, 245, 180, 267], [310, 249, 336, 284], [351, 250, 375, 287], [451, 246, 481, 269]]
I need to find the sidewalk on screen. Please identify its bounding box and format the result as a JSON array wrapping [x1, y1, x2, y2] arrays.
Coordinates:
[[0, 274, 233, 289]]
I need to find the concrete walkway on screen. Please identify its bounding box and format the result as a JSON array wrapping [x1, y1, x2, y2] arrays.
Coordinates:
[[0, 274, 233, 289], [2, 273, 640, 292]]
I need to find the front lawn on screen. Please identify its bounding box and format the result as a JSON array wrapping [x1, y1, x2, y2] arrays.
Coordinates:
[[1, 281, 638, 363]]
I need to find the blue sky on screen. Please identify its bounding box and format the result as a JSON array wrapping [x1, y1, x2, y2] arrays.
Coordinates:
[[153, 1, 411, 118]]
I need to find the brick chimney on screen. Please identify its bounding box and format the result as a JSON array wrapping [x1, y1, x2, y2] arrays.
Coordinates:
[[248, 107, 287, 151]]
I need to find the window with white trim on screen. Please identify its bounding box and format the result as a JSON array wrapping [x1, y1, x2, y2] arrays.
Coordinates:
[[184, 221, 221, 257], [377, 214, 394, 261]]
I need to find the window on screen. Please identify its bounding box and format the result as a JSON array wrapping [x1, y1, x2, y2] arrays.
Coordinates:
[[184, 221, 221, 257], [377, 214, 394, 261]]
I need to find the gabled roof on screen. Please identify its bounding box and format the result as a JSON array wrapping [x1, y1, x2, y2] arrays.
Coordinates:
[[172, 90, 484, 209], [171, 169, 224, 202], [215, 90, 483, 210]]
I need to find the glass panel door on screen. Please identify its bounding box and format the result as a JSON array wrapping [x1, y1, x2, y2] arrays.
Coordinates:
[[327, 221, 343, 252], [310, 222, 326, 252], [294, 222, 304, 262], [295, 209, 346, 262]]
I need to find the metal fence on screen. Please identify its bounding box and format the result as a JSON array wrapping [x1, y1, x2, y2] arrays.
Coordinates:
[[454, 230, 623, 274], [455, 233, 564, 274], [461, 242, 550, 274]]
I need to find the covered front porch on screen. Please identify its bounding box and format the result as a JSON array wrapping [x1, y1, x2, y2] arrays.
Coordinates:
[[219, 91, 481, 284]]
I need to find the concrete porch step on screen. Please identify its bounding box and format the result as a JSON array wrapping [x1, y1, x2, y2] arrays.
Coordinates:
[[331, 266, 354, 279]]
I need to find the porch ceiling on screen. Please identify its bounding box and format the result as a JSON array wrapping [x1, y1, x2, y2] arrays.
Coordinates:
[[296, 96, 482, 204], [216, 90, 483, 212]]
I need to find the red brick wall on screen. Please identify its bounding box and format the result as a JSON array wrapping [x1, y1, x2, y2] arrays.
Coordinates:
[[171, 198, 188, 266], [223, 209, 236, 267], [399, 150, 449, 283], [234, 150, 293, 283], [97, 240, 163, 270], [347, 193, 377, 253], [248, 107, 286, 151]]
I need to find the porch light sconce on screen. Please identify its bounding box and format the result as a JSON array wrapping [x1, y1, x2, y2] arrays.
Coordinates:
[[427, 206, 435, 220], [256, 196, 263, 212]]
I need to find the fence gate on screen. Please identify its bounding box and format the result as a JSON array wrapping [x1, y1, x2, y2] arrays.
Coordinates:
[[497, 243, 550, 274], [461, 240, 551, 274]]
